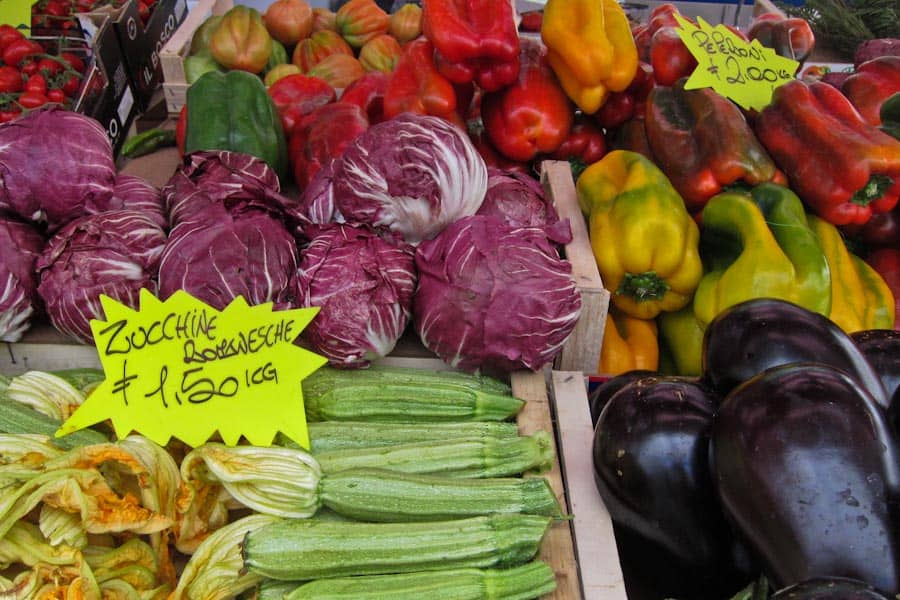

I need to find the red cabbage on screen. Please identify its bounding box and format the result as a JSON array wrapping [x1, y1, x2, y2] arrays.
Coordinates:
[[157, 202, 299, 311], [297, 223, 416, 367], [0, 107, 116, 230], [477, 168, 573, 244], [413, 215, 582, 374], [332, 113, 487, 245], [0, 216, 44, 342], [36, 210, 167, 344]]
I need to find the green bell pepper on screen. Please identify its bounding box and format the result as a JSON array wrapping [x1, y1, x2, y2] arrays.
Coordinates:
[[693, 183, 832, 328], [184, 69, 289, 180]]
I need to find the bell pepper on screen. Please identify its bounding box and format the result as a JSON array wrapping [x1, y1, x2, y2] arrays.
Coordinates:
[[808, 214, 895, 332], [866, 248, 900, 330], [649, 26, 697, 87], [540, 0, 638, 114], [594, 61, 654, 131], [289, 102, 369, 188], [609, 118, 654, 160], [882, 92, 900, 140], [599, 305, 659, 376], [185, 70, 289, 180], [480, 39, 573, 163], [577, 150, 703, 320], [549, 115, 606, 181], [747, 13, 816, 64], [755, 79, 900, 227], [267, 73, 336, 137], [657, 305, 704, 377], [694, 183, 832, 328], [208, 5, 273, 74], [645, 79, 786, 214], [421, 0, 519, 93], [339, 70, 388, 124], [841, 56, 900, 127], [383, 38, 466, 127]]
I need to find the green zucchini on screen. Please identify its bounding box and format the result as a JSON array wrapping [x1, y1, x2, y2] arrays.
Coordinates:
[[319, 468, 562, 522], [302, 366, 523, 422], [0, 399, 108, 449], [315, 432, 555, 478], [257, 580, 298, 600], [303, 421, 519, 454], [242, 514, 551, 581], [283, 560, 557, 600]]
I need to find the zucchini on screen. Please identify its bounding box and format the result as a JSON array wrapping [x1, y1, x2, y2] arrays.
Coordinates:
[[315, 432, 555, 478], [242, 514, 551, 581], [302, 366, 523, 422], [319, 468, 562, 522], [257, 580, 298, 600], [303, 421, 519, 454], [284, 560, 557, 600], [0, 399, 108, 450]]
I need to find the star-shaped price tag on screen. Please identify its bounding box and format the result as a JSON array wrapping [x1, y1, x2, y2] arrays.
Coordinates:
[[674, 14, 800, 111], [0, 0, 35, 35], [57, 289, 327, 449]]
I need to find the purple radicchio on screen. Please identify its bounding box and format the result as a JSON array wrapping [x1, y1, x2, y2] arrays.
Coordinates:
[[0, 107, 116, 230], [297, 223, 416, 368], [36, 210, 167, 344], [0, 216, 45, 342], [413, 215, 582, 374], [477, 168, 572, 244], [157, 201, 299, 311], [96, 174, 168, 229], [331, 112, 487, 245], [162, 150, 296, 228]]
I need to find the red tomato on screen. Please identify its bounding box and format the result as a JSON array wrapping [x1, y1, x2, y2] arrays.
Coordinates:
[[24, 73, 47, 94], [0, 65, 23, 93], [0, 106, 22, 123], [18, 90, 50, 109], [0, 24, 24, 53], [37, 57, 63, 79], [47, 88, 66, 103], [59, 51, 85, 73], [2, 38, 43, 67]]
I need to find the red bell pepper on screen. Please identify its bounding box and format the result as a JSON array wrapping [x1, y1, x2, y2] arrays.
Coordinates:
[[594, 61, 654, 130], [842, 57, 900, 126], [755, 79, 900, 226], [468, 124, 530, 175], [747, 13, 816, 64], [844, 203, 900, 248], [421, 0, 519, 92], [866, 248, 900, 330], [267, 73, 336, 137], [339, 70, 389, 124], [549, 115, 607, 179], [518, 10, 542, 33], [649, 25, 697, 87], [289, 102, 369, 188], [480, 38, 573, 162], [383, 38, 464, 127]]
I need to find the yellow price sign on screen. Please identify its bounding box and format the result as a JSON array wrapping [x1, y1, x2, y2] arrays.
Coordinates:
[[674, 14, 799, 111], [57, 289, 327, 449], [0, 0, 35, 35]]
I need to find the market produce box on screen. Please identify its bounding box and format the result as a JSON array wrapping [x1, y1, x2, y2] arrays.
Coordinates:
[[88, 0, 190, 109]]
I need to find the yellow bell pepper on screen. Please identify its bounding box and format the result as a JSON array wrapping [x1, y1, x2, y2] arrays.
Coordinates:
[[540, 0, 638, 114], [577, 150, 703, 320], [599, 305, 659, 375], [808, 215, 896, 332], [657, 305, 704, 377]]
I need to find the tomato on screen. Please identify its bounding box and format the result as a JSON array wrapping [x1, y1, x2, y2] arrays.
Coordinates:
[[60, 73, 81, 97], [59, 51, 85, 73], [46, 88, 66, 103], [2, 38, 43, 67], [0, 65, 23, 93], [18, 90, 49, 109], [37, 57, 63, 79], [0, 24, 24, 53], [19, 58, 39, 77], [0, 106, 22, 123], [24, 73, 47, 94]]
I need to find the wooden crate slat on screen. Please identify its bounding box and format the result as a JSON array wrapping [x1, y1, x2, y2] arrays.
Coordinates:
[[551, 370, 627, 600]]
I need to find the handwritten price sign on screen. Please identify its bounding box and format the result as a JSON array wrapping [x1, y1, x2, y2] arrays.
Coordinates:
[[675, 14, 799, 111], [56, 289, 327, 448]]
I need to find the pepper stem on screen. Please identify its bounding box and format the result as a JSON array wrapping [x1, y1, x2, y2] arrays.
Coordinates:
[[617, 272, 669, 301], [850, 174, 892, 206]]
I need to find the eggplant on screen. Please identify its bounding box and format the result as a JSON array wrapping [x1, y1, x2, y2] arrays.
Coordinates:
[[587, 369, 656, 425], [702, 298, 889, 408], [712, 363, 900, 595], [771, 576, 895, 599], [591, 375, 747, 597], [851, 329, 900, 403]]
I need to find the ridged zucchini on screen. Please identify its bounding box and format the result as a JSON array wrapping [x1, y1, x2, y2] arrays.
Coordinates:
[[303, 421, 520, 454], [242, 514, 551, 581], [319, 468, 562, 521], [302, 366, 523, 422], [283, 560, 557, 600], [315, 432, 554, 478], [0, 399, 108, 449]]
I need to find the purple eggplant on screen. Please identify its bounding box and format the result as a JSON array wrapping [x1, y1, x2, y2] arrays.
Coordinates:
[[588, 369, 656, 425], [591, 375, 748, 595], [702, 298, 889, 408], [851, 329, 900, 403], [712, 363, 900, 595], [771, 576, 895, 599]]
